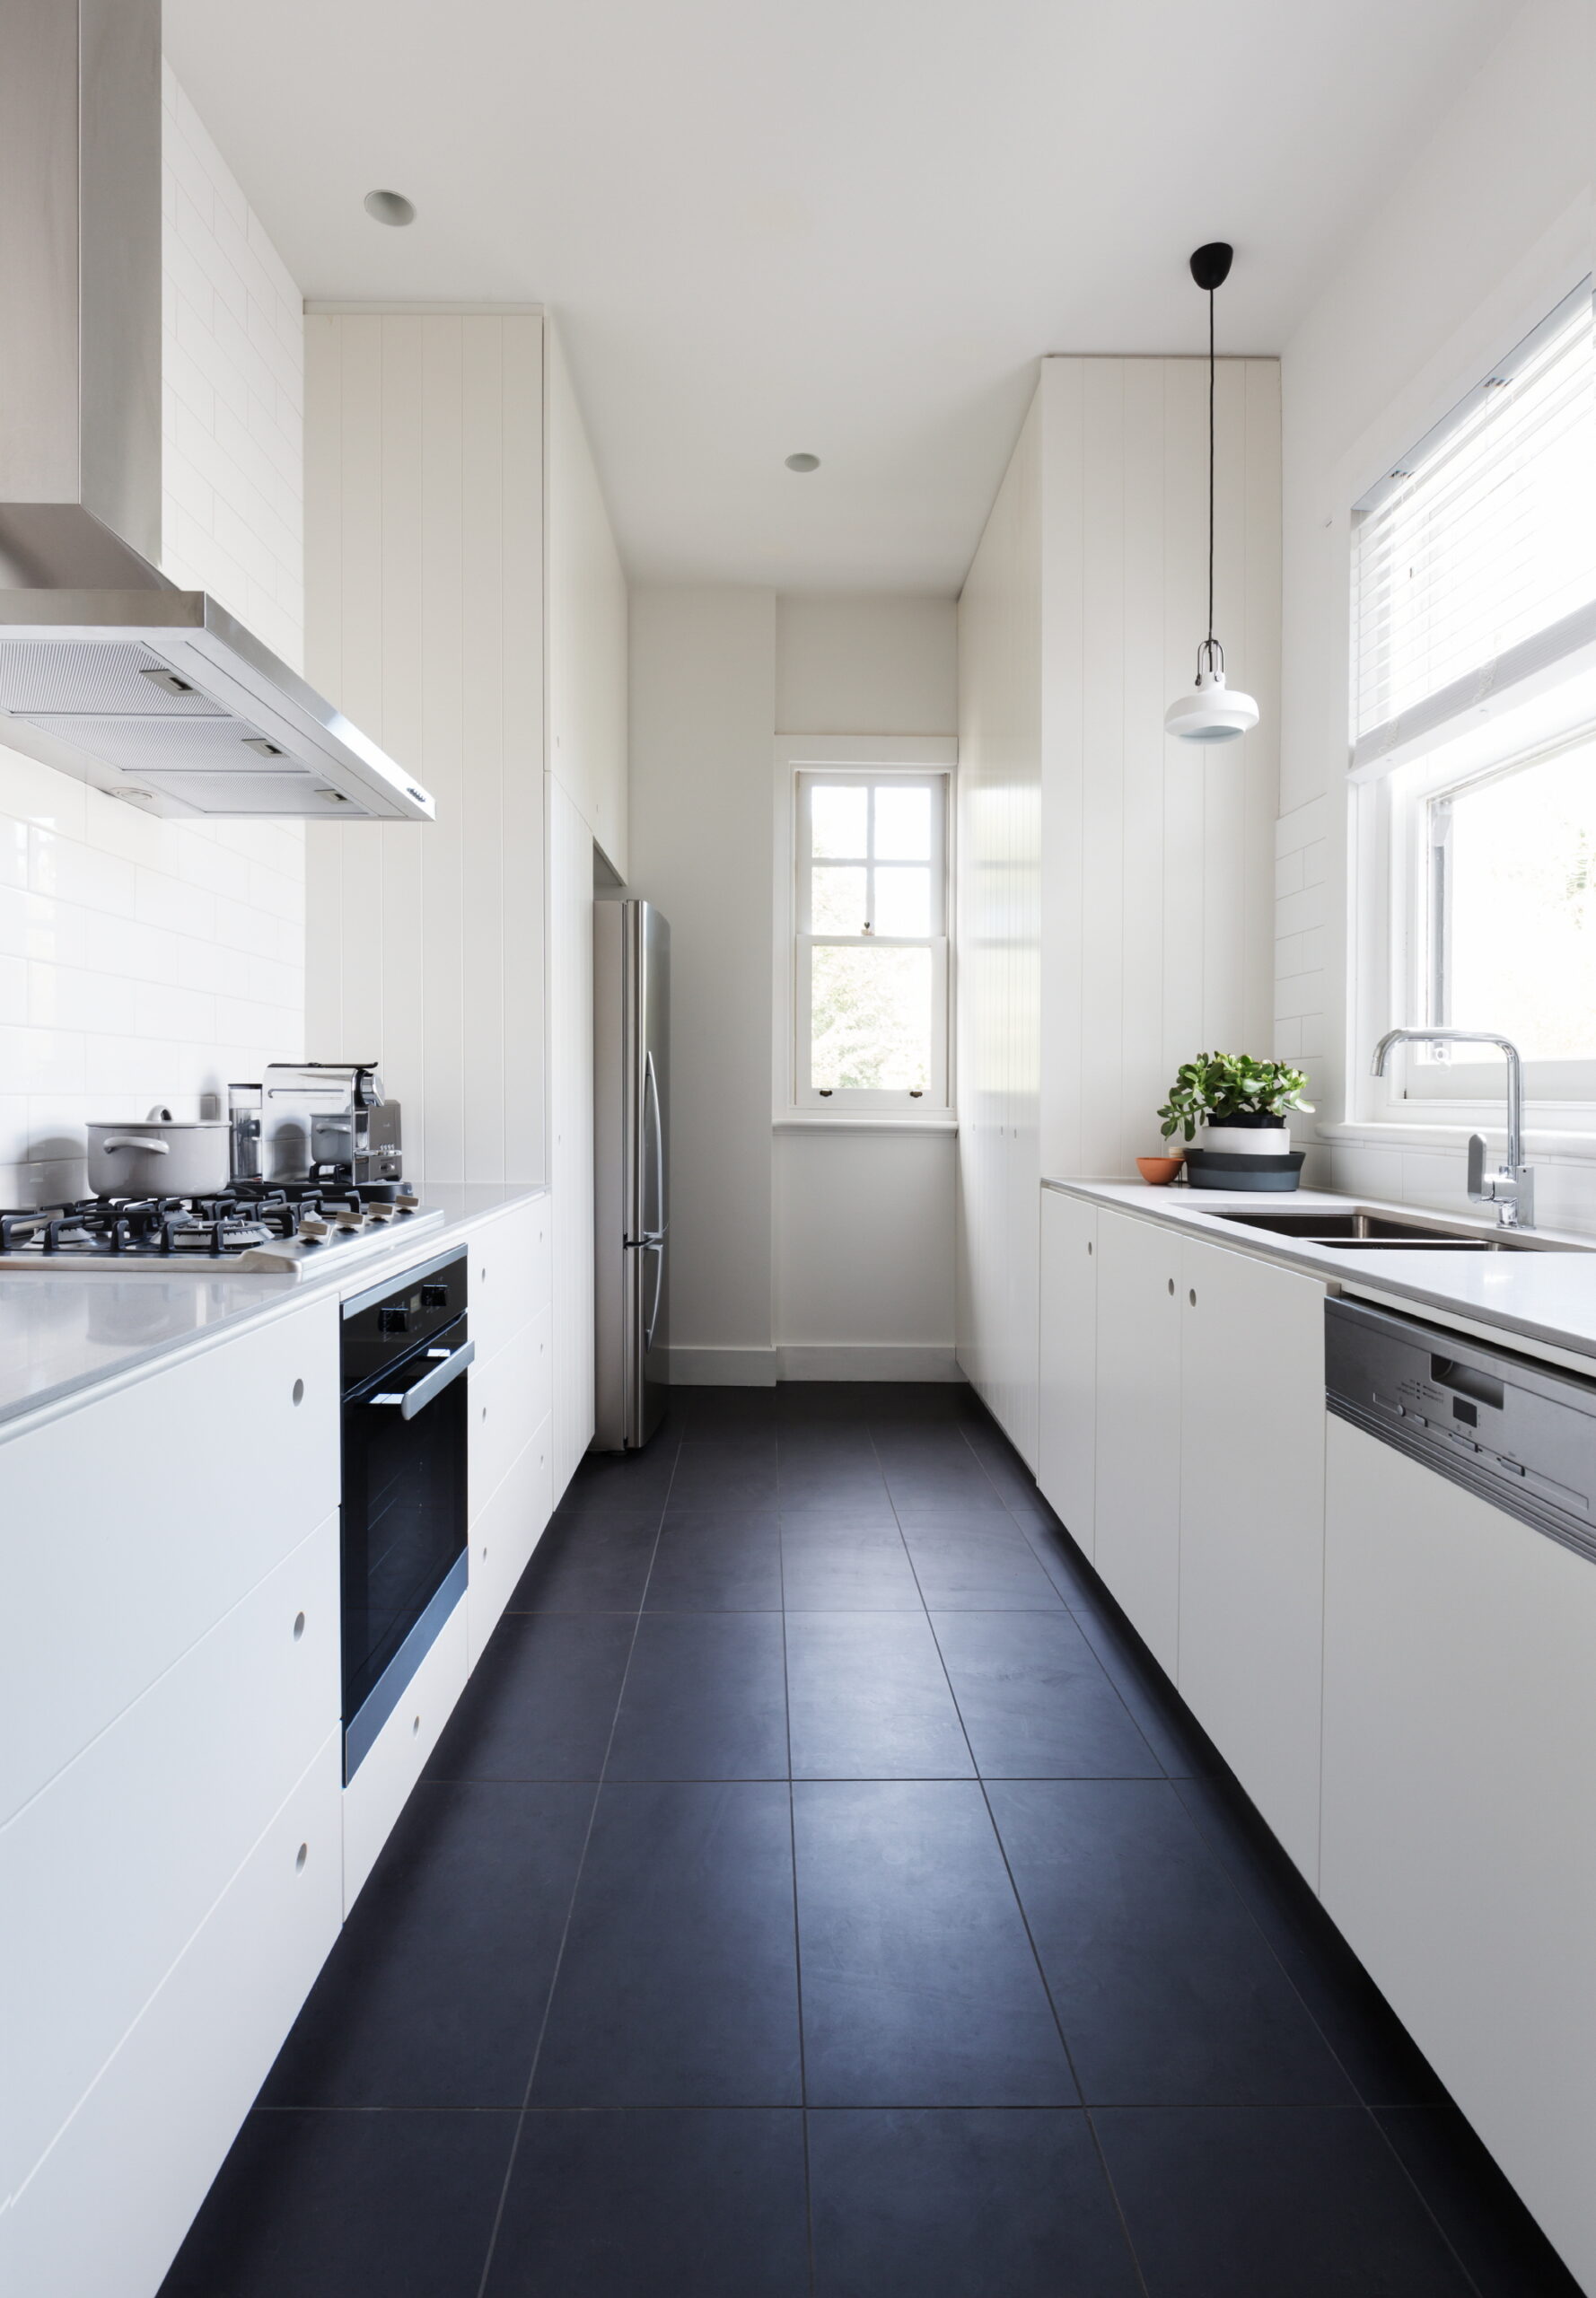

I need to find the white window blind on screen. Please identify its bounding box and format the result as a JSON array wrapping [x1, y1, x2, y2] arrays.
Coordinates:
[[1351, 282, 1596, 774]]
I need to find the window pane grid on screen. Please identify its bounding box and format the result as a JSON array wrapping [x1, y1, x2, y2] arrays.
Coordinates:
[[794, 770, 949, 1107]]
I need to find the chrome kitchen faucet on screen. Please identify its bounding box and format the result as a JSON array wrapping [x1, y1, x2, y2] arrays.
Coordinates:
[[1371, 1029, 1535, 1230]]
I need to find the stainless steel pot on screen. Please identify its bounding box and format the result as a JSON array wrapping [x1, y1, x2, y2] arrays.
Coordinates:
[[86, 1107, 232, 1199]]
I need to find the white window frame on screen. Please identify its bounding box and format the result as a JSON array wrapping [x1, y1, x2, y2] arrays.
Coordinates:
[[772, 737, 957, 1128], [1359, 703, 1596, 1129], [1347, 270, 1596, 1145]]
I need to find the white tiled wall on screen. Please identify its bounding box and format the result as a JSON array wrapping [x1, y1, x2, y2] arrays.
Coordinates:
[[0, 72, 306, 1208]]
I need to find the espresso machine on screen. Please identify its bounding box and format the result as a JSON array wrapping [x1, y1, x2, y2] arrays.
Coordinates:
[[231, 1064, 403, 1187]]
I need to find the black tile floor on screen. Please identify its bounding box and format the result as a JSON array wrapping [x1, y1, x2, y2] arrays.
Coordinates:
[[162, 1382, 1580, 2297]]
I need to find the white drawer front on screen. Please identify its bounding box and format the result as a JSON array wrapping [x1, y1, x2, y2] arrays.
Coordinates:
[[2, 1513, 338, 2195], [468, 1196, 551, 1370], [4, 1732, 341, 2298], [469, 1305, 552, 1518], [1, 1294, 339, 1823], [469, 1414, 554, 1667], [343, 1592, 469, 1912]]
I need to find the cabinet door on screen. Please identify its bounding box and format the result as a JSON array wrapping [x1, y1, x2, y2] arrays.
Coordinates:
[[1039, 1192, 1097, 1557], [1178, 1239, 1325, 1882], [1092, 1210, 1182, 1672], [1321, 1417, 1596, 2292]]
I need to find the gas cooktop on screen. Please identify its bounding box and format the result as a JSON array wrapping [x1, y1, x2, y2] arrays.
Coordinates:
[[0, 1180, 443, 1278]]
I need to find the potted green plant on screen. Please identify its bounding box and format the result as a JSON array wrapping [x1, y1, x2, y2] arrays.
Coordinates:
[[1158, 1053, 1312, 1188]]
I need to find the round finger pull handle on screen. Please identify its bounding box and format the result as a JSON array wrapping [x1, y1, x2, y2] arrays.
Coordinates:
[[292, 1378, 305, 1405], [412, 1714, 421, 1735], [1188, 1287, 1197, 1307], [295, 1842, 309, 1873], [293, 1611, 306, 1641], [1167, 1277, 1175, 1295]]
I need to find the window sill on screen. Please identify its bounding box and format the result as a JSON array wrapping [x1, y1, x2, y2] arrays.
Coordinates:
[[1317, 1118, 1596, 1163], [773, 1114, 959, 1136]]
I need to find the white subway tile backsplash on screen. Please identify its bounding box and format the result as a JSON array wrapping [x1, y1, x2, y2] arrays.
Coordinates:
[[30, 962, 135, 1036], [0, 1026, 87, 1096], [1274, 884, 1321, 940], [1301, 838, 1329, 888], [0, 75, 306, 1194]]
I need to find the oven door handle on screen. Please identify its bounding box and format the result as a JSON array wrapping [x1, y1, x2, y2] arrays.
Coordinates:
[[369, 1337, 475, 1419]]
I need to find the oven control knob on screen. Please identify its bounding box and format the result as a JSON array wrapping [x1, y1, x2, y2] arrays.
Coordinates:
[[420, 1283, 449, 1310], [378, 1307, 409, 1335]]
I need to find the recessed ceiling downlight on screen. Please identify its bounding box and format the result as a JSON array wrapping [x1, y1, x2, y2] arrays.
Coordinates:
[[364, 189, 416, 227], [785, 452, 820, 472]]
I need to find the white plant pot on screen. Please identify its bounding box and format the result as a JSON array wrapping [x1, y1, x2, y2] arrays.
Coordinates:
[[1205, 1123, 1290, 1155]]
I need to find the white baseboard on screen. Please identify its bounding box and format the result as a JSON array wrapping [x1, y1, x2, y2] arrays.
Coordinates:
[[663, 1346, 779, 1387], [776, 1345, 965, 1382], [662, 1344, 966, 1385]]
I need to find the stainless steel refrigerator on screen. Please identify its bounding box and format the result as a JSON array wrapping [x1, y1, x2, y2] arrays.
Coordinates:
[[593, 898, 671, 1449]]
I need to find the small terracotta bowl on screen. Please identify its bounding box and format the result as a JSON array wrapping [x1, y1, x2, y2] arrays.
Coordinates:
[[1136, 1154, 1185, 1187]]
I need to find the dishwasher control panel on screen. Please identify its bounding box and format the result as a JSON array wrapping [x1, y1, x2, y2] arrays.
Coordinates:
[[1327, 1294, 1596, 1563]]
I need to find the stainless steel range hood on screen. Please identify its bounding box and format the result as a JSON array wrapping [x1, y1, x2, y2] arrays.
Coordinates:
[[0, 0, 434, 822]]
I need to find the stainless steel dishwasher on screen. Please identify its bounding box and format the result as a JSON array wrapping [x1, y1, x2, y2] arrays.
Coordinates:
[[1320, 1294, 1596, 2290], [1325, 1293, 1596, 1561]]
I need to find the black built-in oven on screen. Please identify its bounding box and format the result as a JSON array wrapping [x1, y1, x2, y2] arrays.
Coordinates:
[[340, 1251, 471, 1778]]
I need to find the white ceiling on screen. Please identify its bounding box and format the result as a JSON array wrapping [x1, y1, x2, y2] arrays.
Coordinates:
[[164, 0, 1504, 593]]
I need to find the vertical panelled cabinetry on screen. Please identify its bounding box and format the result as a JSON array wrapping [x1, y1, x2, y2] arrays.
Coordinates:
[[955, 357, 1280, 1456], [1092, 1209, 1183, 1673], [1039, 1195, 1326, 1882], [468, 1195, 556, 1654], [1, 1303, 342, 2298], [1037, 1188, 1097, 1556], [306, 307, 628, 1498]]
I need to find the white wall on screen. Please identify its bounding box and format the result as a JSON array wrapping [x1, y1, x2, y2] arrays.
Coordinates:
[[1277, 0, 1595, 1231], [627, 587, 960, 1381], [629, 587, 778, 1381], [303, 311, 545, 1188], [958, 357, 1282, 1462], [546, 322, 629, 878], [0, 68, 306, 1206]]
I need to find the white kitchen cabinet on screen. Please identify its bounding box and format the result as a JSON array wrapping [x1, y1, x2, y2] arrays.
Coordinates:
[[1, 1294, 339, 1823], [343, 1591, 469, 1912], [1038, 1189, 1097, 1557], [4, 1732, 342, 2298], [1321, 1415, 1596, 2293], [469, 1194, 552, 1372], [1092, 1207, 1183, 1673], [469, 1412, 554, 1665], [3, 1513, 338, 2197], [469, 1302, 552, 1513], [1177, 1237, 1326, 1882]]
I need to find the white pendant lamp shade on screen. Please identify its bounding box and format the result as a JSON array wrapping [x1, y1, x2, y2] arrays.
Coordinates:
[[1165, 641, 1258, 743], [1166, 241, 1259, 747]]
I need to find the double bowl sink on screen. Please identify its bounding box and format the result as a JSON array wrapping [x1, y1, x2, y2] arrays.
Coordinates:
[[1209, 1208, 1586, 1253]]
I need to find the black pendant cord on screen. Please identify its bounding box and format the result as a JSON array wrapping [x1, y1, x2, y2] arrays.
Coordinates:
[[1207, 285, 1215, 649]]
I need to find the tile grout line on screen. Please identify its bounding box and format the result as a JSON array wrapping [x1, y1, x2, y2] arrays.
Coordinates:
[[470, 1424, 682, 2298], [940, 1418, 1156, 2295], [775, 1456, 818, 2298], [952, 1417, 1501, 2296]]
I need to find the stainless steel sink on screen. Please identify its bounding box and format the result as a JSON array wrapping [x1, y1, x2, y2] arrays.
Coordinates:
[[1206, 1207, 1584, 1252]]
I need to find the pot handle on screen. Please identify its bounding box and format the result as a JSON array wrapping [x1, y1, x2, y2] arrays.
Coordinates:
[[100, 1136, 170, 1153], [146, 1104, 175, 1121]]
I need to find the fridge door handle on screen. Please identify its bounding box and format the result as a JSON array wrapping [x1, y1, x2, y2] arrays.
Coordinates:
[[641, 1235, 665, 1355], [644, 1048, 665, 1240]]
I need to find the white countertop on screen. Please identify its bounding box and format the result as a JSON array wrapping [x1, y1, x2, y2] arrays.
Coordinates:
[[0, 1181, 547, 1436], [1043, 1179, 1596, 1366]]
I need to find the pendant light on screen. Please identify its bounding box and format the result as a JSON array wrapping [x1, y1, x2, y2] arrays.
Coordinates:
[[1164, 241, 1259, 743]]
